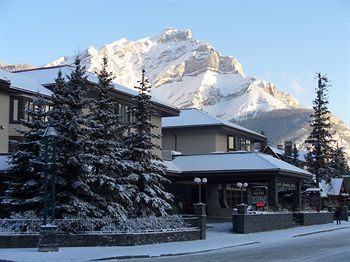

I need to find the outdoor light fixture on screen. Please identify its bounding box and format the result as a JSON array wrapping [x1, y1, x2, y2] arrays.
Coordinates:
[[194, 177, 207, 204], [237, 182, 248, 204], [42, 125, 59, 225]]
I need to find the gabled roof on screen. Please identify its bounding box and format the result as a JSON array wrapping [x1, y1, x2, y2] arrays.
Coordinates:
[[15, 65, 179, 116], [164, 151, 312, 179], [0, 70, 52, 96], [319, 178, 344, 197], [162, 108, 266, 140]]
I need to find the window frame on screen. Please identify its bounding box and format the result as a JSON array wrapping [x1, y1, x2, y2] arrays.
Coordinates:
[[227, 135, 235, 152]]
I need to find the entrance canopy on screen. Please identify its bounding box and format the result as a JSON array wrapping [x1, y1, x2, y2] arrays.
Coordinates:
[[164, 151, 313, 211], [164, 151, 312, 180]]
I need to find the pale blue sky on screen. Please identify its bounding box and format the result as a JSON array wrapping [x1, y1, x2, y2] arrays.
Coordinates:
[[0, 0, 349, 127]]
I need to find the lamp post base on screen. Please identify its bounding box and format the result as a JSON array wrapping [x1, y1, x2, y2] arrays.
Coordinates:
[[38, 225, 59, 252]]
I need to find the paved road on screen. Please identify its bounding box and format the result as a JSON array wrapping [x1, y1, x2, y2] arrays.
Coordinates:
[[125, 228, 350, 262]]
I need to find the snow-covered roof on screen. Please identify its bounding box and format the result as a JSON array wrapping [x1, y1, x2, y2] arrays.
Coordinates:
[[164, 151, 312, 178], [0, 155, 11, 171], [162, 108, 265, 139], [15, 66, 178, 112], [0, 70, 52, 96], [319, 178, 344, 197], [267, 146, 285, 156]]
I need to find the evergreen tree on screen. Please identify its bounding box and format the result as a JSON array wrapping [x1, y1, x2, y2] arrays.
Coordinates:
[[126, 69, 173, 216], [329, 144, 350, 177], [305, 73, 334, 185], [84, 56, 133, 219], [49, 57, 94, 218], [292, 143, 300, 167], [1, 94, 48, 215]]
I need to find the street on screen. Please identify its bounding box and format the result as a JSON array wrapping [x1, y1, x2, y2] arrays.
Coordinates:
[[126, 228, 350, 262]]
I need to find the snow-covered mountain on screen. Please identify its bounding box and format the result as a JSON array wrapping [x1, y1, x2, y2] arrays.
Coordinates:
[[0, 63, 35, 72], [46, 28, 350, 157], [47, 28, 299, 120]]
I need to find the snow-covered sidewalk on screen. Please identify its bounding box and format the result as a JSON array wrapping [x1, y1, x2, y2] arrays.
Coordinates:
[[1, 221, 349, 262]]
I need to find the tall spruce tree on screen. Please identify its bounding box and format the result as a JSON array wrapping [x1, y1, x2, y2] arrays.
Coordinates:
[[126, 69, 173, 216], [329, 144, 350, 177], [1, 94, 48, 216], [84, 56, 133, 219], [49, 57, 94, 218], [305, 73, 334, 185]]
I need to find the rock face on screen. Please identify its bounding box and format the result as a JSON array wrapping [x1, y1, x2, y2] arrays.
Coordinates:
[[0, 63, 35, 72], [46, 28, 350, 156]]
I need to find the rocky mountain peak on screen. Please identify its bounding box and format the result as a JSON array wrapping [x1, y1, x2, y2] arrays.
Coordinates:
[[156, 28, 193, 43]]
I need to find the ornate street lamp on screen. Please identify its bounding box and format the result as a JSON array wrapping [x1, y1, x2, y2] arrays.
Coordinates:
[[237, 182, 248, 204], [194, 177, 207, 204], [42, 125, 59, 225]]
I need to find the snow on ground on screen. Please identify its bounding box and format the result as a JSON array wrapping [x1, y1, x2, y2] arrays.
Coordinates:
[[1, 221, 349, 262]]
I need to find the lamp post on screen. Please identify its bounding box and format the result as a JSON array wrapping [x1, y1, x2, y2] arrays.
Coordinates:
[[39, 124, 59, 252], [237, 182, 248, 204], [194, 177, 207, 204], [42, 125, 59, 225]]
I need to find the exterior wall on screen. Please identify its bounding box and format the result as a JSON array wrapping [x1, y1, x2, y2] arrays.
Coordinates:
[[215, 132, 228, 152], [0, 93, 9, 153], [162, 128, 256, 155], [151, 114, 162, 158], [294, 212, 333, 226], [162, 129, 217, 154], [0, 229, 201, 248], [232, 213, 294, 233]]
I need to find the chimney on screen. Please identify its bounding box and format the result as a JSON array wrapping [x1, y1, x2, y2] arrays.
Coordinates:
[[284, 141, 292, 156]]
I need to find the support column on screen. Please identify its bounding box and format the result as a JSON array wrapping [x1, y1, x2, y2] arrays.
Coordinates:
[[294, 182, 302, 210], [268, 176, 278, 208], [221, 184, 229, 208]]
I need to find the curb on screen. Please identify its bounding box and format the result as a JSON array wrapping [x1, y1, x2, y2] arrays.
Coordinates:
[[293, 226, 350, 238], [91, 241, 260, 261]]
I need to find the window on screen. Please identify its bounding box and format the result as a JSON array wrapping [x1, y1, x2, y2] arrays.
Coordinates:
[[118, 104, 135, 124], [10, 97, 21, 123], [246, 140, 251, 151], [240, 138, 246, 150], [24, 99, 33, 122], [227, 135, 235, 152]]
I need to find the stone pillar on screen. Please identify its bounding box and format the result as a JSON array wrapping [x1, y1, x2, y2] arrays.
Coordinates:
[[268, 176, 278, 208], [237, 204, 248, 214], [194, 203, 206, 240], [38, 225, 59, 252]]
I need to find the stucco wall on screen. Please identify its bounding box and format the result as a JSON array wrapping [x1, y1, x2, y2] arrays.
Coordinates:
[[151, 114, 162, 158], [215, 132, 228, 152], [0, 93, 9, 153], [162, 129, 217, 154]]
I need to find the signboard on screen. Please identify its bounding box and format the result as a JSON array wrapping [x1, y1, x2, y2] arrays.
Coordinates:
[[277, 181, 296, 190], [308, 191, 321, 207], [252, 186, 268, 205]]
